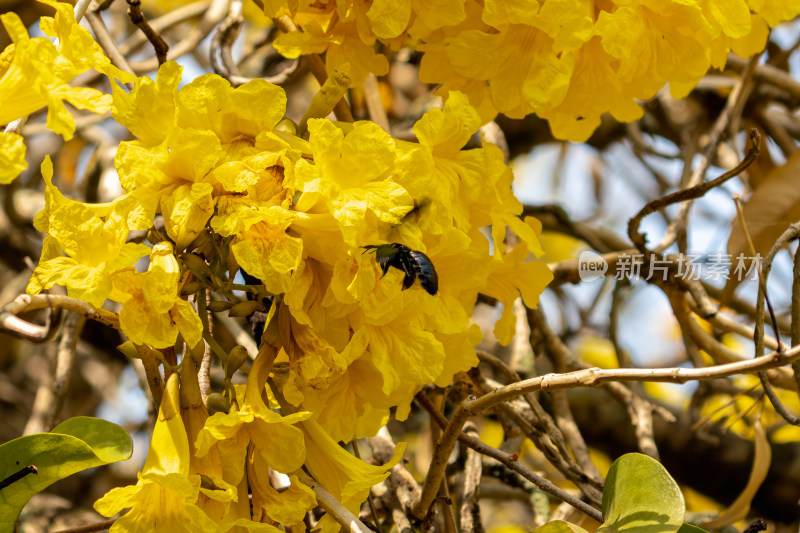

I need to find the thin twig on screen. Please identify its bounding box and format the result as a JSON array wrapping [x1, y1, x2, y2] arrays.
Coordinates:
[[792, 245, 800, 390], [24, 343, 57, 435], [691, 382, 761, 431], [689, 302, 780, 352], [412, 400, 470, 519], [364, 73, 389, 132], [73, 0, 93, 21], [52, 520, 117, 533], [528, 309, 606, 487], [0, 293, 119, 332], [628, 129, 761, 254], [352, 439, 383, 532], [0, 295, 63, 344], [367, 427, 420, 532], [210, 0, 243, 82], [733, 195, 783, 352], [465, 341, 800, 417], [297, 471, 373, 533], [756, 107, 798, 156], [476, 351, 577, 474], [49, 313, 84, 428], [85, 10, 137, 78], [671, 289, 796, 389], [127, 0, 230, 73], [127, 0, 170, 64], [649, 55, 759, 253], [135, 343, 164, 409], [415, 392, 603, 523], [727, 54, 800, 101], [758, 373, 800, 425], [472, 372, 601, 503], [196, 291, 212, 403], [459, 422, 485, 533], [119, 1, 210, 56]]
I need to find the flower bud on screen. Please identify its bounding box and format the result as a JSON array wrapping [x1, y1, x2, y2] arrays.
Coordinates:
[[207, 300, 233, 312], [228, 300, 260, 317], [226, 345, 249, 378], [205, 392, 230, 413]]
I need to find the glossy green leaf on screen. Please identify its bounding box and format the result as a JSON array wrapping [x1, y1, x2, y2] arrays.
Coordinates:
[[0, 417, 132, 529], [532, 520, 591, 533], [597, 452, 685, 533], [677, 524, 709, 533]]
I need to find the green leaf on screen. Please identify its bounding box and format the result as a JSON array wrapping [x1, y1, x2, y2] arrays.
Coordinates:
[[677, 524, 709, 533], [598, 452, 685, 533], [532, 520, 591, 533], [0, 417, 132, 529]]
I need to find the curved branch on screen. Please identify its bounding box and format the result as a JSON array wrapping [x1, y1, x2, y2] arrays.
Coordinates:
[[0, 293, 120, 336], [466, 341, 800, 417]]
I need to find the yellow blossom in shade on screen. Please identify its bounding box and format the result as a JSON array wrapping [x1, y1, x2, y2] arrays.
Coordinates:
[[537, 37, 643, 142], [595, 1, 714, 100], [178, 354, 244, 526], [211, 199, 303, 294], [754, 0, 800, 27], [275, 20, 390, 87], [294, 119, 413, 246], [161, 181, 216, 251], [412, 0, 800, 140], [434, 325, 483, 387], [442, 0, 594, 120], [484, 236, 554, 345], [26, 157, 150, 308], [704, 0, 752, 39], [729, 14, 770, 60], [417, 45, 498, 123], [195, 347, 312, 488], [0, 132, 26, 184], [280, 307, 348, 392], [111, 242, 204, 349], [0, 0, 135, 139], [301, 419, 405, 533], [355, 319, 447, 412], [248, 459, 316, 525], [367, 0, 413, 39], [282, 256, 353, 353], [94, 374, 219, 533], [298, 357, 390, 442], [367, 0, 470, 40], [217, 477, 283, 533]]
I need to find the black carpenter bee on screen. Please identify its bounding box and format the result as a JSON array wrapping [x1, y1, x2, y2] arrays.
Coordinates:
[[362, 243, 438, 295]]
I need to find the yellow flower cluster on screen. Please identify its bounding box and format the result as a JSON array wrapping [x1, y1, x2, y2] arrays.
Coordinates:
[[0, 0, 134, 183], [24, 55, 551, 529], [269, 0, 800, 141]]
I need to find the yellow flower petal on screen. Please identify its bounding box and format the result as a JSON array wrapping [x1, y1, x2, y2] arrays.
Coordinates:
[[161, 182, 216, 251], [0, 132, 26, 184], [302, 419, 405, 530]]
